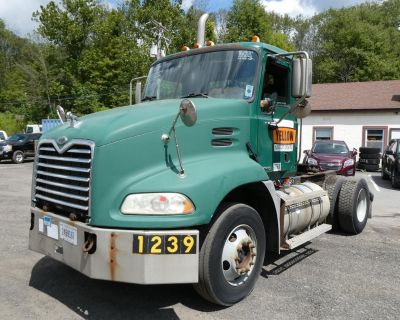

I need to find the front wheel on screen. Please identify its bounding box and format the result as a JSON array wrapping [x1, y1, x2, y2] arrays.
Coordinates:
[[194, 203, 266, 306]]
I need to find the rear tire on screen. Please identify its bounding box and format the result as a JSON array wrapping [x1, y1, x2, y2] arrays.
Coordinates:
[[381, 167, 389, 180], [338, 179, 370, 234], [391, 170, 400, 189], [323, 175, 345, 230], [194, 203, 266, 306], [12, 151, 24, 164]]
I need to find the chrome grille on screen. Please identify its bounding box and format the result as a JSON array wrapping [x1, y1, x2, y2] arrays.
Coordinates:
[[34, 140, 93, 217], [319, 162, 341, 171]]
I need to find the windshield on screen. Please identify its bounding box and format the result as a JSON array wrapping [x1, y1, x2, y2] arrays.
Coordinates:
[[313, 142, 349, 155], [144, 49, 259, 101], [7, 134, 26, 142]]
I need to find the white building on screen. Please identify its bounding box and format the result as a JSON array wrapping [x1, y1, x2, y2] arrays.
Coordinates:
[[301, 80, 400, 159]]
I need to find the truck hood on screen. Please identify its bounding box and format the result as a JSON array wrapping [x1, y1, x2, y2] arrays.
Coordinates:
[[42, 98, 248, 146]]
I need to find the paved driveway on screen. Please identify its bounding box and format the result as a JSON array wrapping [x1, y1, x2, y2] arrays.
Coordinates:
[[0, 163, 399, 319]]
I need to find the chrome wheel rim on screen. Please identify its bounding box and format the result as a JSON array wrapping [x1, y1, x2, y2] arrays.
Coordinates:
[[16, 153, 23, 162], [221, 224, 257, 286], [356, 188, 367, 223]]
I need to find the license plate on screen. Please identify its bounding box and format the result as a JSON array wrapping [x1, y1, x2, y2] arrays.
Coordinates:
[[132, 234, 197, 255], [59, 222, 78, 245]]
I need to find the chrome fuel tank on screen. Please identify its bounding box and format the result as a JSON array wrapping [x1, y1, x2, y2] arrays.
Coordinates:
[[277, 182, 330, 237]]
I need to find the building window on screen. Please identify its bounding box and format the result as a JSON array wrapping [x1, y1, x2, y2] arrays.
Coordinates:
[[390, 128, 400, 140], [363, 127, 387, 152], [314, 127, 333, 141]]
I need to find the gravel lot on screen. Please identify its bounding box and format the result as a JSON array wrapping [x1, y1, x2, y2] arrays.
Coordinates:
[[1, 162, 399, 320]]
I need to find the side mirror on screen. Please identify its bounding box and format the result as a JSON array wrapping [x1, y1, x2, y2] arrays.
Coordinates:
[[179, 99, 197, 127], [352, 148, 358, 157], [135, 81, 142, 104], [292, 57, 312, 98], [56, 105, 66, 123]]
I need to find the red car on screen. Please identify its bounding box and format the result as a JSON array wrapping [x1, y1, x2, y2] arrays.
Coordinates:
[[304, 140, 357, 176]]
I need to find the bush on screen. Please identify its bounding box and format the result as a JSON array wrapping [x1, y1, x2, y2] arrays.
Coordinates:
[[0, 112, 26, 136]]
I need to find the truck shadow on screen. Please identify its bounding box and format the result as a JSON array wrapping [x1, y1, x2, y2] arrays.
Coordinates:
[[261, 246, 318, 277], [370, 175, 398, 191], [29, 257, 223, 320]]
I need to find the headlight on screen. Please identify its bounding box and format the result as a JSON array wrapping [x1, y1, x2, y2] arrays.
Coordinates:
[[343, 159, 354, 167], [3, 144, 12, 152], [121, 193, 195, 215], [307, 158, 318, 166]]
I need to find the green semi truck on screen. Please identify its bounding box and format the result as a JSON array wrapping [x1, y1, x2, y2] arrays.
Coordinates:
[[29, 15, 372, 306]]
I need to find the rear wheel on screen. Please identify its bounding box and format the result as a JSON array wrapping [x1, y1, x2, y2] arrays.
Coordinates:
[[323, 175, 345, 230], [194, 203, 266, 306], [391, 170, 400, 188], [381, 166, 389, 180], [12, 151, 24, 164], [338, 179, 370, 234]]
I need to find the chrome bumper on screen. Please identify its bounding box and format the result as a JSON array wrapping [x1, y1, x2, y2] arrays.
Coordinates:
[[29, 208, 199, 284]]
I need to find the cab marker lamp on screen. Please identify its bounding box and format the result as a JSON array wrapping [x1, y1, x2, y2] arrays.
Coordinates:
[[252, 35, 260, 42], [121, 193, 195, 215], [182, 46, 190, 51]]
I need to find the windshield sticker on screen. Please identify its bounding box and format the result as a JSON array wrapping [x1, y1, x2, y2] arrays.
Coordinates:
[[245, 85, 254, 98], [238, 51, 254, 60], [273, 163, 282, 171]]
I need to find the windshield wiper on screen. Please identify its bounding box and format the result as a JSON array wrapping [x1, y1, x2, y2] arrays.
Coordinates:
[[181, 92, 209, 98], [141, 95, 157, 102]]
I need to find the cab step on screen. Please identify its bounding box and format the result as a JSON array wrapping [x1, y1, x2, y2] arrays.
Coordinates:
[[282, 223, 332, 250]]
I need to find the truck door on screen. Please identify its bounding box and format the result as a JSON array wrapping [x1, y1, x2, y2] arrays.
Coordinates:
[[256, 58, 298, 180]]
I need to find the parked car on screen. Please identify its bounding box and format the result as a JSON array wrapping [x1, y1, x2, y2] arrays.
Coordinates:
[[381, 139, 400, 188], [0, 133, 41, 164], [303, 140, 357, 176], [0, 130, 7, 142]]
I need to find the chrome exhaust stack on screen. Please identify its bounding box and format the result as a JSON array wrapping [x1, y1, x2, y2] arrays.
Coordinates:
[[196, 13, 209, 47]]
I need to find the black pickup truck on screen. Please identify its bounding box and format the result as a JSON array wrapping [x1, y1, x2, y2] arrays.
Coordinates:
[[382, 139, 400, 188], [0, 133, 41, 164]]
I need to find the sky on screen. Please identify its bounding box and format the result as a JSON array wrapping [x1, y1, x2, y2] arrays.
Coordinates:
[[0, 0, 371, 36]]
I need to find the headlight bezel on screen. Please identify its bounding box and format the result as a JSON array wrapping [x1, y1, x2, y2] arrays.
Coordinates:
[[121, 192, 195, 215], [307, 157, 318, 166], [343, 159, 355, 167], [3, 144, 12, 152]]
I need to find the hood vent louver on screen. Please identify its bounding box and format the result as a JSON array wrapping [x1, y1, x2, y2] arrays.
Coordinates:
[[212, 139, 233, 147], [212, 127, 234, 136]]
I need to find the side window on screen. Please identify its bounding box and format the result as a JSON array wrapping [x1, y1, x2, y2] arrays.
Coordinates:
[[262, 62, 289, 104], [314, 127, 333, 141]]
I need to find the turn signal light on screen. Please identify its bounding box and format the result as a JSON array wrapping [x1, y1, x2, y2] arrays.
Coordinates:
[[252, 35, 260, 42]]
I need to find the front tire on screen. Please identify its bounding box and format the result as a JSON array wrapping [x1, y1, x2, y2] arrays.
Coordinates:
[[12, 151, 24, 164], [194, 203, 266, 306]]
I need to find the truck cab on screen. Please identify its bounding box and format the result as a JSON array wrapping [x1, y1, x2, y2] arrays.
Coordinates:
[[29, 23, 371, 306]]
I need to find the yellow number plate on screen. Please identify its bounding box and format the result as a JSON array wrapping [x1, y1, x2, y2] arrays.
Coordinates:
[[132, 234, 197, 255]]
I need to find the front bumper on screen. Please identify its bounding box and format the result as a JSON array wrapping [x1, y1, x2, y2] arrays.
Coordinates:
[[29, 208, 199, 284]]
